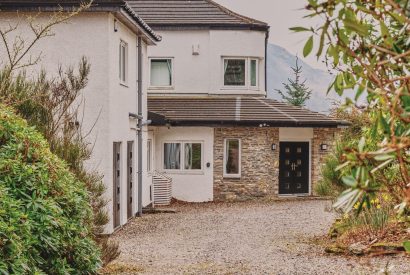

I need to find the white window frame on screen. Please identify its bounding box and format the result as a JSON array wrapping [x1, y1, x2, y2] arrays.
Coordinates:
[[222, 57, 259, 90], [147, 139, 152, 173], [119, 40, 128, 86], [249, 58, 259, 89], [149, 57, 174, 89], [223, 138, 241, 178], [162, 141, 204, 173]]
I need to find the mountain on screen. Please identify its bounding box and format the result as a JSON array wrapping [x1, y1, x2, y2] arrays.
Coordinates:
[[267, 44, 350, 113]]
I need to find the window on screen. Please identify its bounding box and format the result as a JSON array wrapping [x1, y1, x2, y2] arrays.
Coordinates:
[[224, 59, 246, 86], [119, 41, 128, 84], [250, 59, 258, 87], [224, 139, 241, 177], [150, 58, 173, 87], [223, 58, 259, 88], [147, 139, 152, 172], [184, 143, 202, 170], [164, 143, 181, 170], [163, 141, 203, 171]]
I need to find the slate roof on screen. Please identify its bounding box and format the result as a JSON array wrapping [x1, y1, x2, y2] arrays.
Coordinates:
[[148, 96, 349, 128], [126, 0, 269, 30], [0, 0, 161, 42]]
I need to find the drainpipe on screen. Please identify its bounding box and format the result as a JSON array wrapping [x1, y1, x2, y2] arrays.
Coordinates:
[[137, 36, 143, 217], [264, 29, 270, 98]]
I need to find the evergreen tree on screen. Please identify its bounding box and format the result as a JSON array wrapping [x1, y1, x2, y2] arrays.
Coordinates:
[[275, 57, 312, 107]]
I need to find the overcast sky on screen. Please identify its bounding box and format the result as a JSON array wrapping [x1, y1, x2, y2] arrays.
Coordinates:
[[214, 0, 326, 70]]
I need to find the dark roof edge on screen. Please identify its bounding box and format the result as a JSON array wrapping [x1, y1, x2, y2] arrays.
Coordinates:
[[121, 3, 161, 41], [0, 1, 161, 42], [148, 24, 270, 32], [206, 0, 268, 27], [148, 117, 350, 128]]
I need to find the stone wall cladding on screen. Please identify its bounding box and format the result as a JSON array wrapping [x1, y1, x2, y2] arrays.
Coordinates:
[[214, 127, 279, 201], [311, 128, 341, 195], [214, 127, 340, 201]]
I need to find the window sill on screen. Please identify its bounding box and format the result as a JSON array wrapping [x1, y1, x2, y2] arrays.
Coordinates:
[[223, 174, 241, 179], [120, 82, 129, 88], [162, 170, 204, 176], [148, 86, 174, 90], [220, 86, 248, 90]]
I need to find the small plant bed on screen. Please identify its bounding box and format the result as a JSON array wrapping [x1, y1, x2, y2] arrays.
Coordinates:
[[324, 196, 410, 257]]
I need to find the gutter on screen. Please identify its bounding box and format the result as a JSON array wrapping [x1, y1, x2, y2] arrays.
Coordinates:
[[136, 36, 143, 217], [264, 27, 270, 98]]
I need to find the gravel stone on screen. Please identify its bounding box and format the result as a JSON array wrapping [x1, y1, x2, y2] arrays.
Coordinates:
[[111, 200, 410, 274]]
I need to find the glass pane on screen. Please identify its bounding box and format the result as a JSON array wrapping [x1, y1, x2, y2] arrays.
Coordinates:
[[119, 44, 122, 79], [285, 159, 290, 165], [121, 45, 126, 82], [224, 59, 245, 86], [285, 147, 290, 153], [225, 139, 240, 174], [297, 171, 302, 177], [164, 143, 180, 169], [184, 143, 202, 170], [297, 159, 302, 165], [250, 59, 257, 86], [297, 147, 302, 153], [151, 59, 172, 86]]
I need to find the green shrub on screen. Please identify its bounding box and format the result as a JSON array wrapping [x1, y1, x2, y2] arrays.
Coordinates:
[[0, 105, 100, 274]]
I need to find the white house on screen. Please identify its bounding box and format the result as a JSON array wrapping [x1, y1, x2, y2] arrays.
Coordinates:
[[0, 0, 161, 233], [129, 0, 348, 202], [1, 0, 348, 234]]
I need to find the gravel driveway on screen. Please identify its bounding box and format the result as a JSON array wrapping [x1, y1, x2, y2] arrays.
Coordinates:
[[110, 200, 409, 274]]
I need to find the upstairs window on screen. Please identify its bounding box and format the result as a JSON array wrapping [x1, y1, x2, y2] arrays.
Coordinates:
[[119, 41, 128, 84], [150, 58, 173, 87], [224, 59, 246, 86], [250, 59, 258, 87], [223, 58, 259, 88]]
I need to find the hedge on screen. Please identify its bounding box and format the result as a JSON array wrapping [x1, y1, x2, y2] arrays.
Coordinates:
[[0, 104, 100, 274]]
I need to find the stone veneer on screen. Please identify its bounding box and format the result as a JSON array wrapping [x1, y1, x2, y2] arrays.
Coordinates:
[[213, 127, 340, 201]]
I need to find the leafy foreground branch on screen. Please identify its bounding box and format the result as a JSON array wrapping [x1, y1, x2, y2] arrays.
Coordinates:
[[0, 104, 100, 274], [294, 0, 410, 256], [297, 0, 410, 227]]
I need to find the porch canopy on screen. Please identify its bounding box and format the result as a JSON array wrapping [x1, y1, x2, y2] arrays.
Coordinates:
[[148, 96, 350, 128]]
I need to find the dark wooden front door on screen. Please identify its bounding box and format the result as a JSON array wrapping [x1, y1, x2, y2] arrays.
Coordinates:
[[279, 142, 309, 195]]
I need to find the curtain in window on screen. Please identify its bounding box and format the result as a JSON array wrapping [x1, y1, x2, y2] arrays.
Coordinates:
[[151, 59, 172, 86], [184, 143, 202, 170], [164, 143, 180, 169], [224, 59, 245, 86], [225, 139, 239, 174], [185, 143, 192, 170]]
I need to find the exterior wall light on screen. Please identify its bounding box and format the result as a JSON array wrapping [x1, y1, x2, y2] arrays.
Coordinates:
[[320, 144, 328, 151], [271, 144, 277, 151], [114, 19, 118, 32]]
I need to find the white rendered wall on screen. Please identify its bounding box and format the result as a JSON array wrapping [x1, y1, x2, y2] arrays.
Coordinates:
[[147, 29, 266, 96], [152, 127, 214, 202], [0, 12, 151, 233]]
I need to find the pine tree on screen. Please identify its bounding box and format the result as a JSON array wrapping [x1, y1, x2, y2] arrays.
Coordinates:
[[275, 57, 312, 107]]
